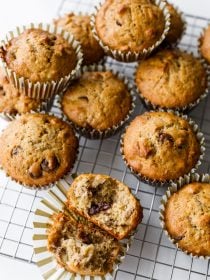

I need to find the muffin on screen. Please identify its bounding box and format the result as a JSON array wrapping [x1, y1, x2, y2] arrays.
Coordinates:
[[67, 174, 143, 240], [92, 0, 169, 61], [0, 68, 44, 116], [121, 111, 202, 184], [163, 2, 185, 45], [0, 24, 83, 99], [0, 114, 78, 187], [199, 25, 210, 64], [48, 211, 121, 276], [61, 69, 133, 138], [54, 13, 104, 65], [135, 49, 207, 110], [163, 181, 210, 257]]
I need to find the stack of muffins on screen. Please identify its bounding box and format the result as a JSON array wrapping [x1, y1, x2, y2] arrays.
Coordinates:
[[0, 0, 209, 277]]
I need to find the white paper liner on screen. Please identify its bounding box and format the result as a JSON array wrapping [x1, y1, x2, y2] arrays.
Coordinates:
[[198, 24, 210, 65], [120, 109, 206, 187], [0, 112, 79, 190], [90, 0, 171, 62], [159, 173, 210, 259], [0, 23, 83, 100], [134, 51, 210, 112], [33, 179, 134, 280], [56, 64, 136, 139]]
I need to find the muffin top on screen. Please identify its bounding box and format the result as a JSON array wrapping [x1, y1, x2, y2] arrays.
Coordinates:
[[164, 182, 210, 256], [95, 0, 165, 52], [62, 71, 132, 131], [200, 25, 210, 64], [1, 28, 78, 83], [54, 13, 104, 65], [164, 2, 184, 44], [0, 68, 41, 115], [0, 114, 78, 186], [122, 111, 201, 181], [135, 49, 207, 109]]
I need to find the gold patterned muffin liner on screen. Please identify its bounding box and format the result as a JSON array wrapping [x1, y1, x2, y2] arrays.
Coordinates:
[[120, 110, 205, 187], [159, 173, 210, 259], [134, 51, 210, 112], [0, 112, 79, 190], [198, 24, 210, 65], [56, 64, 136, 139], [33, 178, 135, 280], [90, 0, 171, 62], [0, 23, 83, 100]]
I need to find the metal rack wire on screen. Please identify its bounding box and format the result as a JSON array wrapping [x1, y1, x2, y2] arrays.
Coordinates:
[[0, 0, 210, 279]]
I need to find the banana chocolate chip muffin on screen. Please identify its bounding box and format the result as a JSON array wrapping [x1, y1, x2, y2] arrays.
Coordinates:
[[94, 0, 167, 60], [54, 13, 104, 65], [67, 174, 143, 240], [199, 25, 210, 64], [0, 68, 42, 115], [135, 49, 207, 110], [0, 114, 78, 187], [0, 28, 78, 83], [61, 70, 132, 137], [122, 111, 201, 183], [48, 211, 121, 276], [163, 182, 210, 257]]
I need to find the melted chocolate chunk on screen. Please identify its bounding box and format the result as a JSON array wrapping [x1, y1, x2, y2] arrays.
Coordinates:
[[78, 231, 92, 244], [11, 146, 22, 156], [159, 132, 174, 144], [41, 156, 59, 172], [78, 96, 89, 102], [88, 201, 111, 215], [28, 162, 42, 178]]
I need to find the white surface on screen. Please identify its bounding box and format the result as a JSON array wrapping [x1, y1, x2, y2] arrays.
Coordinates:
[[0, 1, 209, 280]]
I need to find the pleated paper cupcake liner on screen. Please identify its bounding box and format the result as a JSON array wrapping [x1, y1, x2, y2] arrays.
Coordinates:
[[0, 112, 79, 190], [198, 24, 210, 64], [159, 173, 210, 259], [0, 23, 83, 100], [120, 109, 205, 187], [134, 53, 210, 112], [33, 179, 134, 280], [56, 64, 136, 139], [90, 0, 171, 62]]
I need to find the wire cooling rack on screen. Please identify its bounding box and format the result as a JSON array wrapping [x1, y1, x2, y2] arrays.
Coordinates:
[[0, 1, 210, 279]]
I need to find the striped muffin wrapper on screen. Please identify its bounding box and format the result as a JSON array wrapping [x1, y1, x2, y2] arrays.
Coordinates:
[[134, 52, 210, 112], [159, 173, 210, 259], [198, 24, 210, 65], [32, 179, 135, 280], [0, 112, 79, 190], [120, 109, 205, 187], [0, 23, 83, 100], [56, 64, 136, 139], [90, 0, 171, 63]]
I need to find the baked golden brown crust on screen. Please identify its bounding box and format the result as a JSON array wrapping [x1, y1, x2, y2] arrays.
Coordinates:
[[122, 111, 201, 181], [62, 71, 132, 131], [95, 0, 165, 52], [48, 211, 121, 275], [164, 182, 210, 256], [0, 114, 78, 187], [67, 174, 143, 240], [200, 25, 210, 64], [54, 13, 104, 65], [135, 49, 207, 109], [0, 68, 41, 115], [1, 28, 77, 82]]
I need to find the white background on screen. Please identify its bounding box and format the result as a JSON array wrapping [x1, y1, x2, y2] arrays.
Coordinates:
[[0, 0, 209, 279]]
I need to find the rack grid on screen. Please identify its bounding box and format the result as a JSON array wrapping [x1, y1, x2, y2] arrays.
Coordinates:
[[0, 1, 210, 279]]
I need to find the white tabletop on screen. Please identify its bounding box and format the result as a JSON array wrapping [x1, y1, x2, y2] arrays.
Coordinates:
[[0, 0, 209, 279]]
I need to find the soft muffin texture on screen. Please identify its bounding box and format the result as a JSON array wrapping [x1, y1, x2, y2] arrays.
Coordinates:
[[67, 174, 143, 240], [54, 13, 104, 65], [135, 49, 207, 109], [200, 25, 210, 64], [0, 114, 78, 186], [122, 111, 201, 181], [48, 211, 121, 276], [62, 71, 132, 131], [164, 182, 210, 256], [1, 28, 77, 82], [95, 0, 165, 52], [0, 68, 41, 115]]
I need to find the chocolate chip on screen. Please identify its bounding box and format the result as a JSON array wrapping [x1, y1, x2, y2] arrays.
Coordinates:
[[158, 132, 174, 144], [11, 146, 21, 156], [98, 202, 111, 211], [173, 235, 184, 241], [116, 20, 122, 26], [41, 156, 59, 172], [78, 96, 89, 102], [78, 231, 92, 244], [88, 201, 111, 215], [28, 162, 42, 178]]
